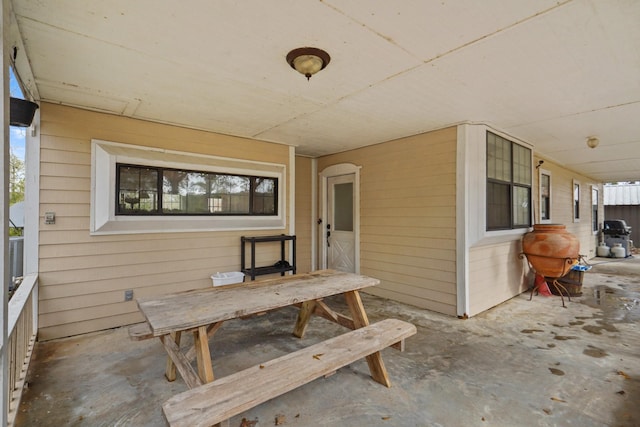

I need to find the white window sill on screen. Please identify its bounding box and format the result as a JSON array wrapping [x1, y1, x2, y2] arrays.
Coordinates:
[[470, 228, 529, 248]]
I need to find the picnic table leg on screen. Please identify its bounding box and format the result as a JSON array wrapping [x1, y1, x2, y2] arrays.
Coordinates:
[[164, 331, 181, 382], [344, 290, 391, 387], [293, 300, 317, 338], [193, 325, 215, 383], [184, 321, 224, 361]]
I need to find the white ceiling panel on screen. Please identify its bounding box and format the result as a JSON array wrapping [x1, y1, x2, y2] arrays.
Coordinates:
[[9, 0, 640, 182], [324, 0, 566, 60], [36, 79, 134, 115], [505, 101, 640, 168]]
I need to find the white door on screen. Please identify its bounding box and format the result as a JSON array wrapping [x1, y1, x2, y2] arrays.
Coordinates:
[[327, 174, 355, 272]]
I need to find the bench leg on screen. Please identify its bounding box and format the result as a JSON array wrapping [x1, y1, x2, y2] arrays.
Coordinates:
[[194, 326, 215, 383], [165, 331, 181, 382], [293, 300, 316, 338], [391, 339, 406, 352], [344, 290, 391, 387]]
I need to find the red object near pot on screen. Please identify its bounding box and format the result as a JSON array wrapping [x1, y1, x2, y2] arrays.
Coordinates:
[[522, 224, 579, 278], [535, 274, 552, 296]]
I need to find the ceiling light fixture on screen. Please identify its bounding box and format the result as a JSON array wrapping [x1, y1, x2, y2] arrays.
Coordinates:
[[286, 47, 330, 81], [586, 136, 599, 149]]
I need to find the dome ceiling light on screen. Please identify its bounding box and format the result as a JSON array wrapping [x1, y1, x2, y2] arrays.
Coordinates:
[[586, 136, 599, 149], [286, 47, 330, 81]]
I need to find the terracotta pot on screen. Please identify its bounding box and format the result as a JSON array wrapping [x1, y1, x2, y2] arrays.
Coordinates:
[[522, 224, 579, 278]]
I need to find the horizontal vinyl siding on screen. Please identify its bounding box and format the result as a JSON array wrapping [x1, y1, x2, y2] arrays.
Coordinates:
[[532, 156, 602, 259], [294, 156, 313, 274], [466, 155, 602, 317], [318, 127, 457, 315], [467, 241, 528, 316], [37, 103, 291, 340]]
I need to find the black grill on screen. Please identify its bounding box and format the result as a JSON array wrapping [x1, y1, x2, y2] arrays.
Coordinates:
[[603, 219, 631, 236], [603, 219, 632, 257]]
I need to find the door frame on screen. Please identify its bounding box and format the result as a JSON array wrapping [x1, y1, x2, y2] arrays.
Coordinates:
[[319, 163, 361, 273]]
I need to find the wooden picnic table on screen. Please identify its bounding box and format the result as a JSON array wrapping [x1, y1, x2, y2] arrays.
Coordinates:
[[135, 269, 389, 388]]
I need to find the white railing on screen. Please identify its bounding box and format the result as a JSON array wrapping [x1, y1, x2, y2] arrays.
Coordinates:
[[6, 273, 38, 427]]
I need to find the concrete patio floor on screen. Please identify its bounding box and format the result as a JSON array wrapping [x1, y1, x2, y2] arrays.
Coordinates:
[[15, 256, 640, 427]]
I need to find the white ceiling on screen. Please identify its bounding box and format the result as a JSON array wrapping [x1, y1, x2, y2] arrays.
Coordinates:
[[8, 0, 640, 182]]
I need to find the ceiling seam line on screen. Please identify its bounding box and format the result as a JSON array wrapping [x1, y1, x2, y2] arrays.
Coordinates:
[[422, 0, 576, 66], [508, 100, 640, 129]]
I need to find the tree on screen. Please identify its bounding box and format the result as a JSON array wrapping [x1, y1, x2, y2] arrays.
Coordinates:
[[10, 150, 25, 205]]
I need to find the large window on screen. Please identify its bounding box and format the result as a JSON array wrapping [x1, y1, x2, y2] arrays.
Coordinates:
[[486, 132, 531, 230], [117, 164, 277, 216], [91, 139, 286, 234]]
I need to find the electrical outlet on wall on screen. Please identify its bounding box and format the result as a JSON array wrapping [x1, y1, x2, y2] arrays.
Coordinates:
[[124, 290, 133, 301], [44, 212, 55, 224]]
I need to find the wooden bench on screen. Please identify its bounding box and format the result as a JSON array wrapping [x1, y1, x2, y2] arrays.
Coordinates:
[[162, 318, 416, 427], [128, 322, 153, 341]]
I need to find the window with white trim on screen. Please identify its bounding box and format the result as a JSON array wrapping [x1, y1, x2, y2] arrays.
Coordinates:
[[486, 132, 532, 231], [91, 140, 286, 234], [591, 186, 599, 233], [573, 180, 581, 222], [539, 169, 552, 222]]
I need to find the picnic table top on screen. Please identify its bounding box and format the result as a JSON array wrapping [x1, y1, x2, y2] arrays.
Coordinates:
[[136, 270, 379, 337]]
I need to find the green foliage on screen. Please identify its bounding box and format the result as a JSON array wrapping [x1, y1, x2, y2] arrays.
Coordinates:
[[10, 150, 24, 205]]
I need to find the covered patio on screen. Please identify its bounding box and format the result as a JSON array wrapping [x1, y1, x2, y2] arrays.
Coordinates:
[[14, 257, 640, 426], [3, 1, 640, 426]]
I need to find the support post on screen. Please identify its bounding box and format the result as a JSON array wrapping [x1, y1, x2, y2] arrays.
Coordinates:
[[0, 1, 11, 423]]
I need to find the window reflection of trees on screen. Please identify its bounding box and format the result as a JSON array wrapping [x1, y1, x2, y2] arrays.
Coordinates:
[[163, 172, 209, 213], [163, 172, 246, 214], [118, 166, 158, 213], [118, 164, 276, 216], [210, 175, 249, 214], [254, 178, 276, 214]]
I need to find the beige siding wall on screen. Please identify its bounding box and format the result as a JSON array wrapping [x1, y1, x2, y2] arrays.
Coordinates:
[[37, 104, 604, 336], [317, 127, 458, 315], [38, 103, 291, 340], [467, 242, 528, 316], [532, 156, 602, 259], [294, 156, 313, 274], [466, 154, 603, 316]]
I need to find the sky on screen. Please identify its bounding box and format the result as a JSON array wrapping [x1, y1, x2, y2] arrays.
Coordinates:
[[10, 68, 26, 162]]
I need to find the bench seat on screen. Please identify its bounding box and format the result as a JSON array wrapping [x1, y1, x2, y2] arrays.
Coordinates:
[[128, 322, 153, 341], [162, 318, 416, 427]]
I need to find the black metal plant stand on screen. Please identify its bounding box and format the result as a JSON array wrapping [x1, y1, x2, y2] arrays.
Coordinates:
[[241, 235, 296, 280], [520, 253, 575, 308]]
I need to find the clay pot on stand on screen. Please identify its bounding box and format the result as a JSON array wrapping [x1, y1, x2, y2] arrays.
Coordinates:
[[522, 224, 580, 306], [522, 224, 579, 278]]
